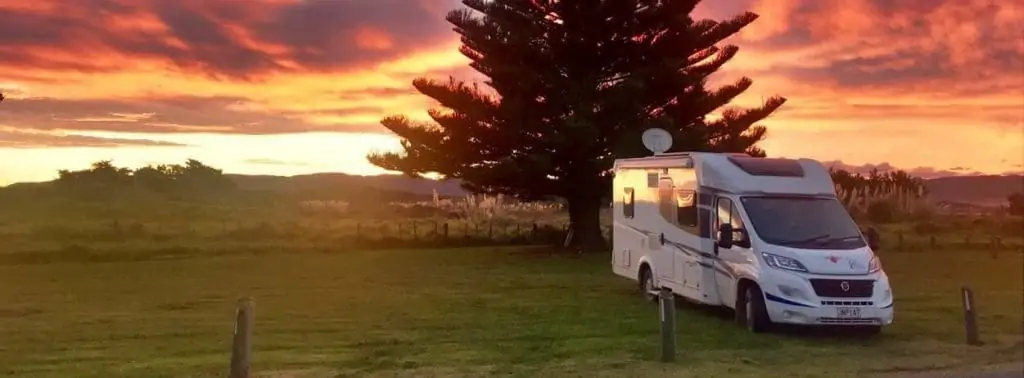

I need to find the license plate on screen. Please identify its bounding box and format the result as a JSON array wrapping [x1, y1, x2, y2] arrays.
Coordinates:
[[836, 307, 862, 318]]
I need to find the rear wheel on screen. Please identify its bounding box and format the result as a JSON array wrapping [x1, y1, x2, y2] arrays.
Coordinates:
[[739, 285, 771, 333], [639, 267, 656, 302]]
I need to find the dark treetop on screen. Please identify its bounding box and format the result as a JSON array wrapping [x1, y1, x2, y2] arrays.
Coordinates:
[[368, 0, 786, 249]]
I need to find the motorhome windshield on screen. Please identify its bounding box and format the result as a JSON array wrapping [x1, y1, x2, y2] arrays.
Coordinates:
[[740, 196, 867, 250]]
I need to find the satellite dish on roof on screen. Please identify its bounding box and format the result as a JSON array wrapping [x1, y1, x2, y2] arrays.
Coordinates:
[[641, 128, 672, 155]]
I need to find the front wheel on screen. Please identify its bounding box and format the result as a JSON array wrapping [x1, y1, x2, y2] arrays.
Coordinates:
[[639, 268, 656, 302], [739, 285, 772, 333]]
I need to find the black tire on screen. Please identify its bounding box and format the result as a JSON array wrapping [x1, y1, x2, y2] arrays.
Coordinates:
[[638, 267, 656, 302], [740, 285, 771, 333]]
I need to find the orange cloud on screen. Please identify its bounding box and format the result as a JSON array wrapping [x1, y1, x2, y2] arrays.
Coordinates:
[[353, 27, 396, 51], [0, 126, 184, 148]]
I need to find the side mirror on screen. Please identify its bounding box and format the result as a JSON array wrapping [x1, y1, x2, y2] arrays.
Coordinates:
[[659, 233, 665, 245], [865, 227, 881, 251], [717, 224, 734, 249]]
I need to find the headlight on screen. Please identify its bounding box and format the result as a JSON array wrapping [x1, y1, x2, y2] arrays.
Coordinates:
[[761, 252, 808, 272], [869, 255, 882, 273]]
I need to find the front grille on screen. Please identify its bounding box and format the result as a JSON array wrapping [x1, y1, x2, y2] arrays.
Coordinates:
[[809, 279, 874, 298], [822, 300, 873, 306]]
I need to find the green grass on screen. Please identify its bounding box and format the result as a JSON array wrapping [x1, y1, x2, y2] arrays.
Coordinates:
[[1, 245, 1021, 378]]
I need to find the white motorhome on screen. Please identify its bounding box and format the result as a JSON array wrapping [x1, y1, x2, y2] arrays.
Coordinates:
[[611, 150, 894, 333]]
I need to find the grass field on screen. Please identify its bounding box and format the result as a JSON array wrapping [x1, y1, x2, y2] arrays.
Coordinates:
[[1, 244, 1021, 378]]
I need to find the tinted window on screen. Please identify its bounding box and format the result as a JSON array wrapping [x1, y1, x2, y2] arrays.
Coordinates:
[[741, 196, 866, 250], [656, 178, 699, 236], [676, 189, 697, 227]]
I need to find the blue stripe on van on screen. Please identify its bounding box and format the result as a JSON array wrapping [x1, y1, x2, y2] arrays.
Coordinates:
[[764, 293, 815, 308], [621, 224, 737, 278]]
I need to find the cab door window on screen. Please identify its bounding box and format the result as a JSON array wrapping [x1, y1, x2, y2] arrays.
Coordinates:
[[716, 197, 750, 247]]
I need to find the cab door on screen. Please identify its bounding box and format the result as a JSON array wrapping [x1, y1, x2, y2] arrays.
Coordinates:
[[713, 196, 752, 308]]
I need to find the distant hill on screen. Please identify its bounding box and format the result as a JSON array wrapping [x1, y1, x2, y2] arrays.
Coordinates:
[[225, 173, 468, 202]]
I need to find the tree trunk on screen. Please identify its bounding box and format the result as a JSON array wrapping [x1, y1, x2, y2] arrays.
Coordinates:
[[564, 191, 608, 252]]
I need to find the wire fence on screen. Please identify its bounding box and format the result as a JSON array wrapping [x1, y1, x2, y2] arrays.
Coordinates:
[[5, 219, 612, 249], [5, 218, 1022, 253]]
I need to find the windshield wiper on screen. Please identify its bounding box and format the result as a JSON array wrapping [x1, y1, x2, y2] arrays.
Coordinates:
[[779, 234, 863, 246], [827, 235, 864, 242], [779, 233, 832, 245]]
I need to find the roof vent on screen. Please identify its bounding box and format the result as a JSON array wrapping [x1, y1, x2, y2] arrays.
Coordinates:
[[727, 156, 805, 177]]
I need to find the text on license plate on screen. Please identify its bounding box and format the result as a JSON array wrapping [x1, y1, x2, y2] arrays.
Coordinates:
[[836, 307, 862, 318]]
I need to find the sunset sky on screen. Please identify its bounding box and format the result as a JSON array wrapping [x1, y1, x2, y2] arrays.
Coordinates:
[[0, 0, 1022, 186]]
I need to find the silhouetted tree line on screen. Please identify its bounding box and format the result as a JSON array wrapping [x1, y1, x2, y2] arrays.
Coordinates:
[[830, 168, 927, 198], [53, 159, 235, 201]]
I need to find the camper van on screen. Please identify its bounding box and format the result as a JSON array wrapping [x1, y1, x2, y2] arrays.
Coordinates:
[[610, 151, 893, 333]]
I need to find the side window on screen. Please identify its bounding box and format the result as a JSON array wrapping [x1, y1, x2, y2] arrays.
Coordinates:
[[657, 177, 700, 236], [729, 203, 746, 232], [676, 189, 697, 227], [716, 198, 733, 231], [647, 172, 659, 188], [716, 197, 749, 244], [623, 187, 635, 218]]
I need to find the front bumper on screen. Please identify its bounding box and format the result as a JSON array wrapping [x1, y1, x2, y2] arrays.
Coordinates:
[[764, 296, 894, 326], [761, 270, 895, 326]]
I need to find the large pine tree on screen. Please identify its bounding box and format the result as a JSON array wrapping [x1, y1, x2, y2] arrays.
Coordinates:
[[368, 0, 786, 251]]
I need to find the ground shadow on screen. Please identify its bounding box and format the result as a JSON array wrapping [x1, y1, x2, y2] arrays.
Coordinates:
[[671, 295, 887, 343]]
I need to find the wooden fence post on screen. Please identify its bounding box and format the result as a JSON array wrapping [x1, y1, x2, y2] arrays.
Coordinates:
[[442, 222, 449, 240], [532, 223, 538, 243], [961, 286, 981, 346], [659, 288, 676, 362], [355, 223, 361, 241], [230, 297, 255, 378], [488, 222, 493, 241]]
